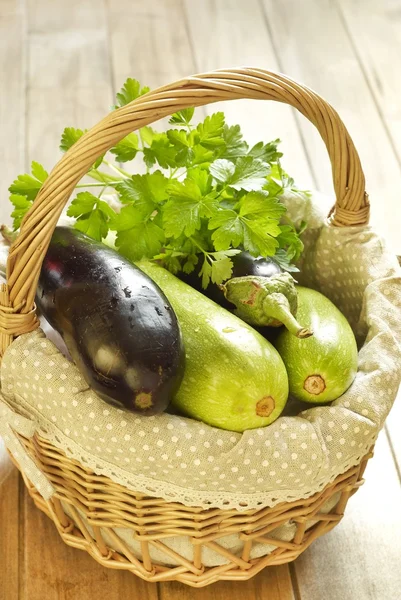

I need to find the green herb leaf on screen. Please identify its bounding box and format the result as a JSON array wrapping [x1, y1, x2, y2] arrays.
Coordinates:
[[143, 134, 177, 169], [209, 156, 270, 192], [270, 248, 300, 273], [196, 112, 225, 148], [167, 129, 191, 148], [228, 156, 270, 191], [190, 144, 216, 167], [248, 139, 282, 163], [168, 108, 195, 126], [114, 78, 150, 108], [10, 194, 32, 229], [60, 127, 86, 153], [200, 257, 213, 289], [163, 179, 218, 238], [140, 126, 156, 146], [116, 172, 169, 216], [239, 191, 287, 220], [182, 253, 199, 274], [209, 159, 236, 184], [74, 211, 109, 241], [186, 167, 212, 195], [9, 161, 48, 201], [221, 124, 248, 158], [68, 192, 115, 241], [277, 223, 304, 262], [116, 222, 165, 261], [67, 191, 98, 217], [209, 209, 243, 251], [110, 133, 139, 162], [167, 129, 194, 165], [242, 219, 279, 257]]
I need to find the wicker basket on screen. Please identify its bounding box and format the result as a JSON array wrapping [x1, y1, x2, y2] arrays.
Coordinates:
[[0, 68, 373, 587]]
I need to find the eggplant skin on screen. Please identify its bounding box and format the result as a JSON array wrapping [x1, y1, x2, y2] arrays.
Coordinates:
[[36, 227, 185, 415], [178, 251, 282, 307]]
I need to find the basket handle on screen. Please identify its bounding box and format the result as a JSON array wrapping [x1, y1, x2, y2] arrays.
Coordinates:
[[1, 67, 369, 351]]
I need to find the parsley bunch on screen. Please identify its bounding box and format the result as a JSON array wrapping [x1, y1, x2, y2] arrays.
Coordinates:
[[9, 78, 308, 288]]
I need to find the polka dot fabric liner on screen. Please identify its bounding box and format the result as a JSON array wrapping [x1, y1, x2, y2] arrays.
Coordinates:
[[1, 191, 401, 511]]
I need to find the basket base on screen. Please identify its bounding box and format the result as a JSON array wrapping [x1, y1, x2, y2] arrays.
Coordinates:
[[10, 436, 372, 587]]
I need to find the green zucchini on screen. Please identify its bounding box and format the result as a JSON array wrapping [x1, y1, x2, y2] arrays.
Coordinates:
[[137, 260, 289, 432], [274, 287, 358, 403]]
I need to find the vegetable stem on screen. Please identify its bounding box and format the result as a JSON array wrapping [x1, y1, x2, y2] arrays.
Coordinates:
[[75, 182, 116, 188], [103, 159, 131, 178], [262, 293, 313, 338]]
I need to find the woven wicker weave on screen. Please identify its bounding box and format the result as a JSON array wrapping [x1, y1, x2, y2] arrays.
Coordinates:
[[0, 68, 372, 586]]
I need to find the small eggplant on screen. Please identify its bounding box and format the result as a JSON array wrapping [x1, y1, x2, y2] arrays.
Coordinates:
[[220, 273, 313, 339], [178, 251, 283, 307], [36, 227, 185, 415]]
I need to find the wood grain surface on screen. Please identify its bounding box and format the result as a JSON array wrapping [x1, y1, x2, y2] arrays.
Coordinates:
[[0, 0, 400, 599]]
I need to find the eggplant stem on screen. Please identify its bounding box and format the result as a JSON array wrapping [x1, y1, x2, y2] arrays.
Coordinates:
[[262, 293, 313, 338]]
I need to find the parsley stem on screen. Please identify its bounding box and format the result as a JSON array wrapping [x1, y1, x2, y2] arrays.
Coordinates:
[[76, 182, 113, 188], [189, 237, 210, 257], [103, 159, 131, 178], [98, 185, 107, 199], [169, 167, 180, 179]]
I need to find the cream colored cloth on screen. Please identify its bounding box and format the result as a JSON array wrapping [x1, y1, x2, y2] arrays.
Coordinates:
[[0, 191, 401, 511]]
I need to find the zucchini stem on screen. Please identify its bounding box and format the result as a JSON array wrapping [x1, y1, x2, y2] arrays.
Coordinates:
[[262, 293, 313, 339], [221, 274, 313, 338]]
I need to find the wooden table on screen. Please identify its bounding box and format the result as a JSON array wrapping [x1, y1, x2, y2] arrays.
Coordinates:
[[1, 1, 401, 598]]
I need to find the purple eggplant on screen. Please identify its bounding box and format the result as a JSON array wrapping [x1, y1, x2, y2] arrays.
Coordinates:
[[36, 227, 185, 415]]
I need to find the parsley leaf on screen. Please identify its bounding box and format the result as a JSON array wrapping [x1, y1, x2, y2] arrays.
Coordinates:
[[67, 191, 97, 217], [143, 134, 178, 169], [114, 78, 150, 108], [116, 222, 165, 262], [238, 191, 286, 220], [210, 250, 240, 285], [163, 179, 218, 238], [168, 108, 195, 126], [221, 124, 249, 158], [209, 159, 235, 184], [9, 161, 48, 201], [196, 112, 226, 148], [248, 139, 282, 163], [67, 192, 115, 241], [110, 133, 139, 162], [117, 171, 169, 207], [242, 219, 279, 257], [209, 157, 270, 192], [209, 209, 243, 251], [60, 127, 86, 153], [10, 194, 32, 229], [227, 157, 271, 191]]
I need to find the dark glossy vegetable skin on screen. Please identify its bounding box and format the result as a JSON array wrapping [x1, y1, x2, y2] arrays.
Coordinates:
[[178, 251, 282, 307], [36, 227, 185, 415]]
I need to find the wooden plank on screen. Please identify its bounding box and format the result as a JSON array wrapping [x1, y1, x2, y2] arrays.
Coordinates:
[[336, 0, 401, 162], [26, 0, 112, 169], [293, 433, 401, 600], [22, 492, 158, 600], [159, 566, 295, 600], [183, 0, 315, 191], [20, 2, 147, 597], [106, 0, 196, 91], [106, 0, 201, 174], [27, 0, 107, 32], [261, 0, 401, 255], [0, 2, 24, 597], [0, 0, 26, 224], [0, 441, 20, 600]]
